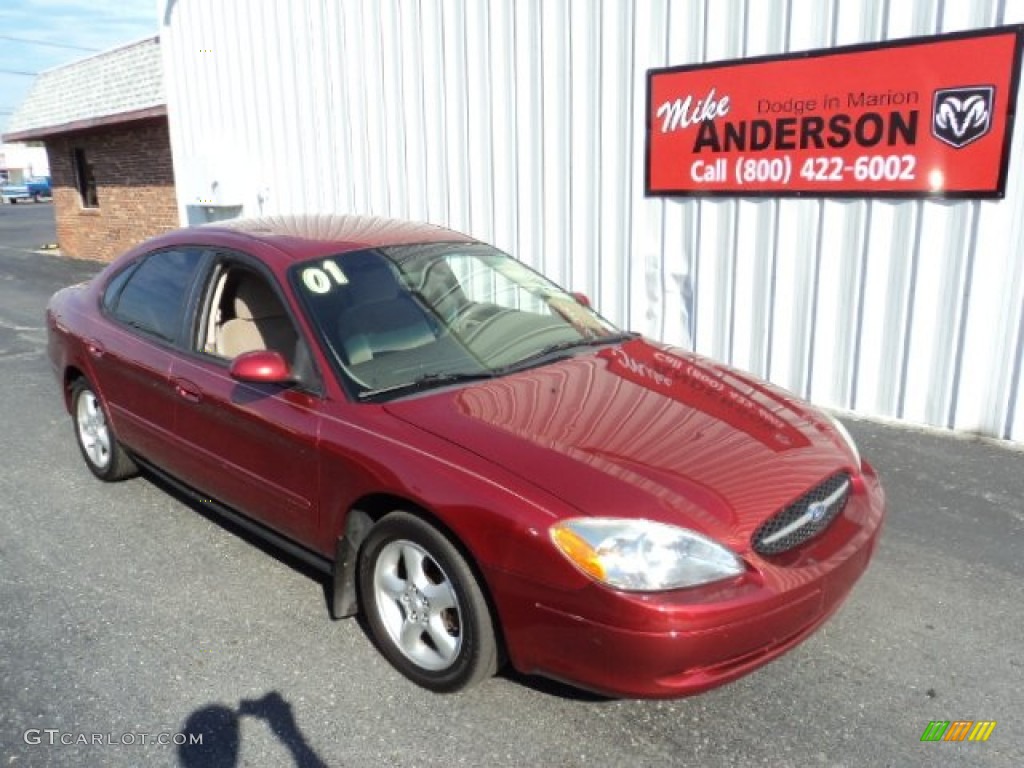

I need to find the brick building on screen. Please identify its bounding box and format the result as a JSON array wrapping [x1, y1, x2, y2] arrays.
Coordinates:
[[2, 37, 177, 261]]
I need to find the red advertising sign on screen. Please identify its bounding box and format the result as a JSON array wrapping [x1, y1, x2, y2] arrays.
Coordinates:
[[646, 27, 1023, 198]]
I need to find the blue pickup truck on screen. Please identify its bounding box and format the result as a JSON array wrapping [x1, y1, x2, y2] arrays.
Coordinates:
[[1, 176, 52, 204]]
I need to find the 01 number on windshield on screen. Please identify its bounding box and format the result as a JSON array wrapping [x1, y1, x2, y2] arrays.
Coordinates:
[[301, 260, 349, 294]]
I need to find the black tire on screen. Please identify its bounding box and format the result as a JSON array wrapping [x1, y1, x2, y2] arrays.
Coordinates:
[[70, 378, 138, 481], [358, 511, 499, 692]]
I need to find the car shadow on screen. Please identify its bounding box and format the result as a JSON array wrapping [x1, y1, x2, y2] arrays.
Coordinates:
[[143, 469, 613, 705], [178, 691, 328, 767], [496, 668, 611, 702], [141, 469, 332, 602]]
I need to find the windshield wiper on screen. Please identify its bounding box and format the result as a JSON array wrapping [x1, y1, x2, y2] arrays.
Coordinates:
[[358, 371, 495, 401], [495, 331, 639, 374], [358, 333, 638, 399]]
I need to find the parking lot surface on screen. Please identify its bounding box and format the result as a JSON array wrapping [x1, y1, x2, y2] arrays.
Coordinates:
[[1, 204, 1021, 766]]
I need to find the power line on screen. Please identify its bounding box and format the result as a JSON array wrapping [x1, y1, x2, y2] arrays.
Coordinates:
[[0, 69, 36, 77], [0, 34, 99, 53]]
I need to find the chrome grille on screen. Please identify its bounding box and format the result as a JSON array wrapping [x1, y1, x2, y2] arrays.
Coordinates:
[[752, 472, 851, 556]]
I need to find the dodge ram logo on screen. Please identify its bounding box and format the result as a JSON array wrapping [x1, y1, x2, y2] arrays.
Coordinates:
[[932, 86, 994, 149]]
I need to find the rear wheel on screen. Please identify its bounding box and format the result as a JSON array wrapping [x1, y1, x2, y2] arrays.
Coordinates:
[[358, 511, 498, 692], [71, 378, 137, 481]]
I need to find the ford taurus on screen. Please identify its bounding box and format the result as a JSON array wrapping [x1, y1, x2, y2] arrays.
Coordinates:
[[46, 214, 885, 697]]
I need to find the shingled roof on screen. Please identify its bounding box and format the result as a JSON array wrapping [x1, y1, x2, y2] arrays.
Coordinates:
[[2, 36, 164, 143]]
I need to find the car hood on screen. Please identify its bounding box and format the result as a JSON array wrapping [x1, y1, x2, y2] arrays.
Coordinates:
[[384, 338, 855, 552]]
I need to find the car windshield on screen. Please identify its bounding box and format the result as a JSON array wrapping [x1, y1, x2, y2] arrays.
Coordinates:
[[290, 243, 627, 399]]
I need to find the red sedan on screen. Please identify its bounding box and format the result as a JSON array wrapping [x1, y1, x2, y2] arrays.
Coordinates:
[[46, 215, 885, 698]]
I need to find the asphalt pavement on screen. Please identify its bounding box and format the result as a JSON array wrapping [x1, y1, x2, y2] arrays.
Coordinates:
[[0, 200, 57, 252], [0, 203, 1021, 767]]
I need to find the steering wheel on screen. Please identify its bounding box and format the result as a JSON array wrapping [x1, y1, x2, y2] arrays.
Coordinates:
[[451, 303, 502, 335]]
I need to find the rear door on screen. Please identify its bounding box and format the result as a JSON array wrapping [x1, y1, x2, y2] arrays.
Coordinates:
[[90, 247, 206, 470]]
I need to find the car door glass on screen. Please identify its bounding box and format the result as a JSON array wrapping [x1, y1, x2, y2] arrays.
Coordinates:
[[101, 264, 136, 313], [109, 249, 203, 341], [200, 265, 323, 388], [205, 268, 300, 362]]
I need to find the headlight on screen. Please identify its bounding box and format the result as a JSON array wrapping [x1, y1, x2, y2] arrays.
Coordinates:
[[825, 412, 861, 469], [550, 518, 744, 591]]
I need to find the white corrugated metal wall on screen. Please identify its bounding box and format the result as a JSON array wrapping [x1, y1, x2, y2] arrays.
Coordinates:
[[160, 0, 1024, 442]]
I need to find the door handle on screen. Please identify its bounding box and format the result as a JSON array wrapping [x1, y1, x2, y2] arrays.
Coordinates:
[[86, 339, 106, 359], [172, 378, 202, 404]]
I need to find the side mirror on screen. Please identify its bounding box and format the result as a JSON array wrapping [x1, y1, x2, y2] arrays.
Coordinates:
[[571, 291, 592, 308], [229, 350, 293, 384]]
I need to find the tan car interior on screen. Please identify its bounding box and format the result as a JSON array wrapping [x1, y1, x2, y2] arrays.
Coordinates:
[[205, 268, 299, 364]]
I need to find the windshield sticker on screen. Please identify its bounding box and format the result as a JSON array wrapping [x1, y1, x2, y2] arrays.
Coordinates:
[[301, 260, 349, 294]]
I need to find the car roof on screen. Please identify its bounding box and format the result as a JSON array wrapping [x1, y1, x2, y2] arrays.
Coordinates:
[[198, 214, 478, 263]]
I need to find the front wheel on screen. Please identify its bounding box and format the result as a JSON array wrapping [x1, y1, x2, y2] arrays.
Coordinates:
[[71, 378, 137, 481], [358, 511, 499, 692]]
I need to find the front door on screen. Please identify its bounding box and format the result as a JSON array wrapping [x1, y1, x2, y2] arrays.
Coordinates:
[[168, 260, 322, 545]]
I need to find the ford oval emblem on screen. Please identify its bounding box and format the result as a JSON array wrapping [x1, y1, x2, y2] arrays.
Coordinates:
[[807, 500, 828, 523]]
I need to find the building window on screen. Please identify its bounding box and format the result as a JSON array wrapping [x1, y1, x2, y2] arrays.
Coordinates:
[[72, 147, 99, 208]]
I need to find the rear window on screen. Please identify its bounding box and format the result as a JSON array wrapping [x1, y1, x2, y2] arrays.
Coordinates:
[[107, 249, 203, 341]]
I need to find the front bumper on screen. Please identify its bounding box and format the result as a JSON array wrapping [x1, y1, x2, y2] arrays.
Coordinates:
[[491, 466, 886, 698]]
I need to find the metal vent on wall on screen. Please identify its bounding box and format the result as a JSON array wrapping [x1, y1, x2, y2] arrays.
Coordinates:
[[186, 204, 244, 226]]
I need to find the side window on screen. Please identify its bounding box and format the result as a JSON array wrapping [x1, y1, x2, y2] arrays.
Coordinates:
[[101, 264, 136, 313], [109, 249, 203, 341], [72, 147, 99, 208], [204, 265, 302, 366]]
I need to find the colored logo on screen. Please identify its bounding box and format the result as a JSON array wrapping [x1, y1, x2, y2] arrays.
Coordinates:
[[932, 86, 994, 148], [920, 720, 996, 742]]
